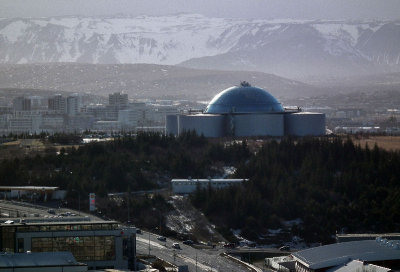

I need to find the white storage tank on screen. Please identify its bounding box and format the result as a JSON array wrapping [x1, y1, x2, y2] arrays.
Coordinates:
[[234, 114, 284, 137], [285, 112, 326, 136], [166, 115, 178, 135], [178, 114, 225, 137]]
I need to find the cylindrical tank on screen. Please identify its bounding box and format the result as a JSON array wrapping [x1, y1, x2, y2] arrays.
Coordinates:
[[178, 114, 225, 137], [285, 112, 325, 136], [166, 115, 178, 135], [234, 114, 284, 137]]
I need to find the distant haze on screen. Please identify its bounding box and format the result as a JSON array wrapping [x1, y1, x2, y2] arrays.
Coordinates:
[[1, 0, 400, 20]]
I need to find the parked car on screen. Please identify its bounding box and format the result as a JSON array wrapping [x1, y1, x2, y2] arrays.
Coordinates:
[[223, 243, 236, 248], [172, 243, 181, 249], [183, 240, 194, 245], [136, 229, 142, 234], [157, 236, 167, 242], [279, 245, 290, 251]]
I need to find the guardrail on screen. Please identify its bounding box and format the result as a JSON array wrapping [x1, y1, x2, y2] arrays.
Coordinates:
[[222, 252, 263, 272]]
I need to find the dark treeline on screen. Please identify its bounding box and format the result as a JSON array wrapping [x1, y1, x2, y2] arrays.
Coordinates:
[[0, 131, 248, 196], [190, 137, 400, 243], [1, 133, 399, 243]]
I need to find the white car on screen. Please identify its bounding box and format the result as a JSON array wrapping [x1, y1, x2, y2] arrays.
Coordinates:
[[172, 243, 180, 249]]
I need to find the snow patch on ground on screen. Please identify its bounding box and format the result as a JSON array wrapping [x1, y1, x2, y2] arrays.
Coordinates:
[[166, 195, 226, 242], [0, 20, 30, 43], [282, 218, 303, 227], [221, 166, 236, 178]]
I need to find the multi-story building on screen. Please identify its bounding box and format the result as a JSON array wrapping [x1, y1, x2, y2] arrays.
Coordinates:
[[118, 102, 147, 130], [147, 105, 178, 125], [86, 105, 122, 121], [109, 93, 128, 106], [0, 220, 136, 270], [12, 97, 31, 111], [67, 96, 80, 117], [40, 114, 66, 133], [48, 94, 67, 113]]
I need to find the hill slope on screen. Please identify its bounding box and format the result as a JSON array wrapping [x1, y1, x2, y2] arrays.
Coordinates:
[[0, 63, 320, 100]]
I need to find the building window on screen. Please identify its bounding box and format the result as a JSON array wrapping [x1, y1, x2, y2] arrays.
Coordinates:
[[17, 238, 24, 253], [1, 226, 16, 252], [31, 236, 115, 261]]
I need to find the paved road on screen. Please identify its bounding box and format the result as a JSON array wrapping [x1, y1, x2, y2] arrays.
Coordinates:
[[0, 200, 102, 222], [136, 231, 256, 272], [0, 200, 261, 271]]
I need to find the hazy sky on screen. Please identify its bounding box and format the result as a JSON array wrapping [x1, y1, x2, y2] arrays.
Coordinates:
[[1, 0, 400, 20]]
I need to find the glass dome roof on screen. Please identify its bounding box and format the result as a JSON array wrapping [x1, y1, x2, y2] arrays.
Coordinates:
[[204, 85, 284, 114]]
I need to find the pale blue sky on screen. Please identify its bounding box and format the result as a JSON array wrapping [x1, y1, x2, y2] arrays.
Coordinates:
[[1, 0, 399, 20]]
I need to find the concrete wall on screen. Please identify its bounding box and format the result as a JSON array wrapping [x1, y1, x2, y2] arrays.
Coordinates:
[[178, 114, 225, 137], [234, 114, 284, 137], [285, 112, 325, 136]]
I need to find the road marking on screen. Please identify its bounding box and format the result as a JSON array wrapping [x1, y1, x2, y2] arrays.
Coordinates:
[[136, 236, 165, 249], [178, 254, 218, 272]]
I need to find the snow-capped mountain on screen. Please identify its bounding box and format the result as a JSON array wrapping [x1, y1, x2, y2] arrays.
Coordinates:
[[0, 14, 399, 78]]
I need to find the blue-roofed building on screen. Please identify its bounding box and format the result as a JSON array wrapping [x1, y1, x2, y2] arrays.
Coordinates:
[[166, 82, 325, 137], [204, 86, 285, 114]]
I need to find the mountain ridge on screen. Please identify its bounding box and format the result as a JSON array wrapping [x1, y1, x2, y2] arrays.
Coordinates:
[[1, 14, 400, 79]]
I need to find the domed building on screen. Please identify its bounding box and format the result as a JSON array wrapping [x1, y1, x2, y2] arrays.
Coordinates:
[[166, 82, 325, 137], [204, 85, 285, 114]]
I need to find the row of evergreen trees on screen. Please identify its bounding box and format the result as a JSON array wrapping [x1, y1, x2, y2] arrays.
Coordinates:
[[0, 132, 398, 243], [191, 137, 400, 243]]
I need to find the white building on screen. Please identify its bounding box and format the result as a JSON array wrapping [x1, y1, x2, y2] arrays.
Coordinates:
[[171, 178, 247, 194], [328, 260, 391, 272]]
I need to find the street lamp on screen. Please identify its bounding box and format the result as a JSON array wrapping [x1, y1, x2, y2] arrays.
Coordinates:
[[71, 189, 81, 216], [148, 227, 158, 257], [152, 208, 162, 235]]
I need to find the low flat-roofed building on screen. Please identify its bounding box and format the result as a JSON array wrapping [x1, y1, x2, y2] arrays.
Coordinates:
[[327, 260, 391, 272], [0, 220, 136, 270], [171, 178, 247, 194], [0, 251, 87, 272], [292, 239, 400, 272]]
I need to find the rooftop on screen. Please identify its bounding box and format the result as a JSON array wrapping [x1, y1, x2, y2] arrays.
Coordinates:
[[0, 252, 86, 268], [171, 178, 247, 183], [292, 239, 400, 270], [327, 260, 391, 272], [204, 84, 284, 114], [0, 186, 59, 191], [1, 220, 118, 227]]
